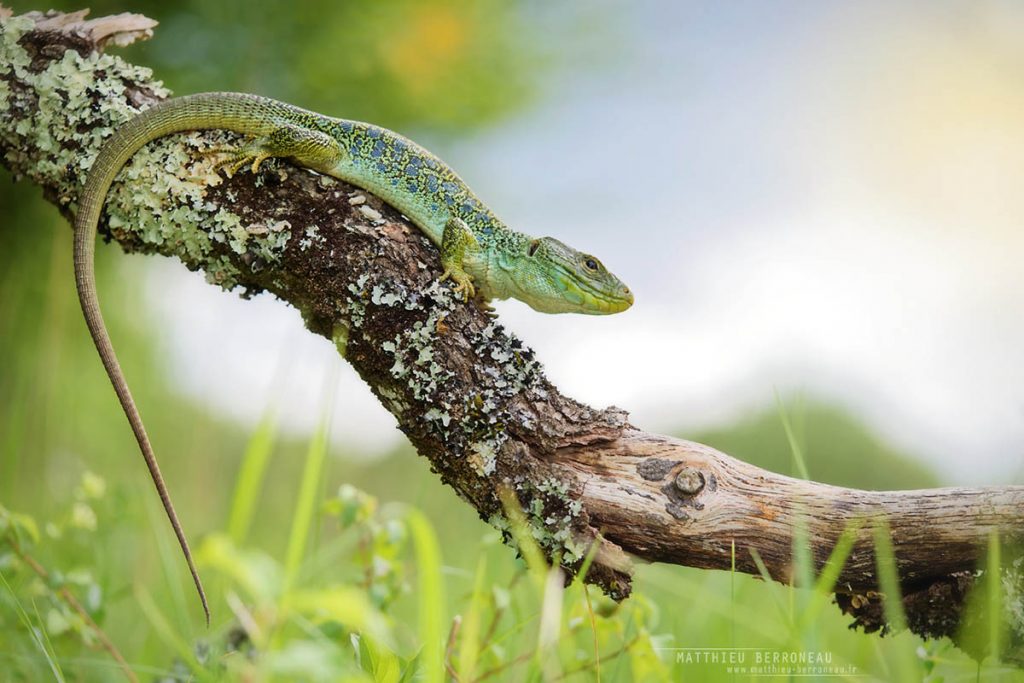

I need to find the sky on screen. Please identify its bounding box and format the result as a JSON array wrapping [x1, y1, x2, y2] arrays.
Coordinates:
[[146, 1, 1024, 484]]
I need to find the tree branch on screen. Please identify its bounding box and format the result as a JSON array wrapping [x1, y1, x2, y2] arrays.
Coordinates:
[[2, 7, 1022, 661]]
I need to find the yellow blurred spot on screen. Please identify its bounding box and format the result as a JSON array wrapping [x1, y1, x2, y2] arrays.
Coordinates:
[[383, 5, 469, 93]]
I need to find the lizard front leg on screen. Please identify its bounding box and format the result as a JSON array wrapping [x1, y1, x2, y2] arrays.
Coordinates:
[[438, 216, 478, 302], [204, 123, 345, 176]]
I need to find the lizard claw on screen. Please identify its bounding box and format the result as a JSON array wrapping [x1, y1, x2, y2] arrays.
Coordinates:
[[202, 144, 270, 177], [475, 297, 498, 318], [439, 268, 475, 302]]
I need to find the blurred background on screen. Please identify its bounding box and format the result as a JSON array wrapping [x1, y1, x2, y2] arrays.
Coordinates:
[[2, 0, 1023, 679]]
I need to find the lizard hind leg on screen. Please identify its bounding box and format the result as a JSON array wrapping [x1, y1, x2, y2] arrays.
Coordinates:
[[203, 124, 345, 178]]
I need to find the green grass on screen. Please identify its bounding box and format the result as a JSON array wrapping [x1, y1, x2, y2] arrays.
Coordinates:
[[284, 419, 331, 591], [227, 414, 278, 546], [774, 388, 810, 480], [871, 520, 920, 681], [408, 509, 445, 682]]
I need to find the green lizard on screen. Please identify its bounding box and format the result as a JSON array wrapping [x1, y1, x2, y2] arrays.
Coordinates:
[[74, 92, 633, 623]]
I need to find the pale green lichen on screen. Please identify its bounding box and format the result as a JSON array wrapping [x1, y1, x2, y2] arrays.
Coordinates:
[[530, 478, 587, 562], [0, 17, 293, 293], [0, 15, 41, 114], [343, 267, 585, 565], [298, 224, 325, 251], [1005, 556, 1024, 643], [359, 284, 546, 487], [205, 254, 242, 289], [371, 284, 405, 308], [104, 131, 292, 286], [373, 282, 456, 408], [375, 385, 409, 416], [423, 407, 452, 428], [345, 274, 371, 329], [468, 437, 501, 477], [1, 30, 170, 204], [485, 477, 587, 565], [345, 276, 463, 436]]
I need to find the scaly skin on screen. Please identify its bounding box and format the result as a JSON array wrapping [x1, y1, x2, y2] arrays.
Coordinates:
[[74, 92, 633, 622]]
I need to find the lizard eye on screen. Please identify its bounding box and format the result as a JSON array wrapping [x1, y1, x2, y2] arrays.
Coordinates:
[[584, 257, 599, 271], [527, 239, 540, 257]]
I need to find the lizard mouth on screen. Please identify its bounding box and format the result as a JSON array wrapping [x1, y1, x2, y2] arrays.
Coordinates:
[[572, 279, 634, 315], [598, 288, 634, 314], [611, 287, 635, 312]]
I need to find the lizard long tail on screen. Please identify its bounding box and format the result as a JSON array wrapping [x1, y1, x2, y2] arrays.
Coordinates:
[[73, 92, 292, 625]]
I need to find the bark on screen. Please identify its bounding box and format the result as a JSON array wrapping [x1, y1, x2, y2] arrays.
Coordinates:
[[2, 7, 1022, 662]]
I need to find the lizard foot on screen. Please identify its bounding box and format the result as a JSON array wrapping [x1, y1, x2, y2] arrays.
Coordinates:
[[203, 125, 344, 178], [474, 296, 498, 318], [439, 268, 476, 302], [202, 142, 272, 177]]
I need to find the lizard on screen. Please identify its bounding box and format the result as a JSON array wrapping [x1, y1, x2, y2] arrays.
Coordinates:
[[74, 91, 634, 624]]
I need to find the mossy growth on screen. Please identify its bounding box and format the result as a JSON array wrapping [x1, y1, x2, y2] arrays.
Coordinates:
[[0, 15, 294, 292], [486, 477, 587, 566]]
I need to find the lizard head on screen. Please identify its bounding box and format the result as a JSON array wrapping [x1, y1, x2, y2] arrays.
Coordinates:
[[518, 237, 633, 314]]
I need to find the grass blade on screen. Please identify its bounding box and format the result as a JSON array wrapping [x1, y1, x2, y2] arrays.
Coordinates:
[[284, 421, 329, 588], [536, 565, 565, 680], [987, 531, 1002, 665], [30, 600, 67, 683], [497, 487, 547, 589], [406, 508, 445, 683], [748, 548, 791, 628], [457, 555, 488, 680], [0, 572, 65, 682], [142, 480, 191, 628], [872, 519, 919, 680], [227, 412, 277, 545], [797, 519, 863, 629], [135, 585, 216, 683], [774, 389, 809, 480]]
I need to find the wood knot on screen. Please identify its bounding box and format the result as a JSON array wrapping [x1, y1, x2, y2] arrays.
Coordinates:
[[674, 467, 705, 495]]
